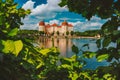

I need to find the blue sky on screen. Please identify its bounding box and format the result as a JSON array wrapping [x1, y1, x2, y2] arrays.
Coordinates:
[[14, 0, 106, 31]]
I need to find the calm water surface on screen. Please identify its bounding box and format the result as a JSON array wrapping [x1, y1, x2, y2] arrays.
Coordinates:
[[36, 37, 109, 69]]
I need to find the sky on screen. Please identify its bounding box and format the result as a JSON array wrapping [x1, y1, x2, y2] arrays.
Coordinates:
[[14, 0, 107, 32]]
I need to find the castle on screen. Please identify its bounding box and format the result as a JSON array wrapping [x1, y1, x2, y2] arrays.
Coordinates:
[[38, 21, 73, 36]]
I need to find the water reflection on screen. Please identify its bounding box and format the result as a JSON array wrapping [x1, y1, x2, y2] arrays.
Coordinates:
[[37, 37, 109, 69], [37, 37, 74, 57]]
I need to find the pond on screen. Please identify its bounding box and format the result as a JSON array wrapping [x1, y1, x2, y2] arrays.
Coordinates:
[[36, 37, 109, 69]]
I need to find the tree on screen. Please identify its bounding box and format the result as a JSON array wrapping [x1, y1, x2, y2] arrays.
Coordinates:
[[51, 32, 54, 36], [56, 31, 59, 36], [66, 31, 69, 36], [59, 0, 120, 79], [70, 31, 74, 36]]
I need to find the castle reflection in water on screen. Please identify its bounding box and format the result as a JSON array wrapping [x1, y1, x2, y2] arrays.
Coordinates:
[[36, 37, 74, 57]]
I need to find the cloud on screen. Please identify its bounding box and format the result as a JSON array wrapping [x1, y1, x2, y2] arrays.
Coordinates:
[[69, 16, 105, 32], [20, 15, 39, 30], [22, 0, 35, 10], [49, 19, 60, 24], [22, 0, 68, 19]]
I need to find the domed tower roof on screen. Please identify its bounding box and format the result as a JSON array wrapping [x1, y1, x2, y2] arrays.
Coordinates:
[[39, 21, 45, 26], [52, 23, 58, 27], [62, 21, 68, 26], [68, 24, 73, 27]]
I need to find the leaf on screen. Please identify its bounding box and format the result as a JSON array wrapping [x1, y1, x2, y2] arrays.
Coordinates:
[[103, 73, 116, 80], [13, 40, 23, 56], [96, 39, 101, 48], [2, 40, 23, 56], [72, 45, 79, 54], [60, 55, 76, 64], [60, 64, 72, 70], [59, 0, 68, 7], [5, 22, 10, 28], [80, 72, 91, 80], [83, 51, 96, 58], [40, 49, 51, 56], [103, 37, 111, 48], [2, 40, 15, 53], [97, 54, 109, 62], [2, 30, 8, 33], [8, 28, 18, 36], [69, 72, 79, 80]]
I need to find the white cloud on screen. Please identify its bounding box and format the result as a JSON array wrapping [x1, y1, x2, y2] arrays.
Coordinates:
[[21, 0, 68, 30], [49, 19, 60, 24], [69, 16, 105, 32], [22, 0, 68, 19], [20, 15, 39, 30], [22, 0, 35, 10], [20, 24, 38, 30]]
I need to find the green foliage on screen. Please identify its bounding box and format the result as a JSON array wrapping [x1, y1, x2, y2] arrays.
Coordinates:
[[74, 30, 101, 37], [70, 31, 74, 36], [56, 31, 59, 36], [66, 31, 69, 36], [59, 0, 68, 7], [59, 0, 120, 79], [72, 45, 79, 54]]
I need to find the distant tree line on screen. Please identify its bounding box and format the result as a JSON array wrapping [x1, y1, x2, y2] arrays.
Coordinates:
[[74, 30, 101, 37], [18, 30, 101, 38]]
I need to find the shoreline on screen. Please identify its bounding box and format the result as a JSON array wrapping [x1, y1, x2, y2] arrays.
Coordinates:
[[39, 36, 100, 39]]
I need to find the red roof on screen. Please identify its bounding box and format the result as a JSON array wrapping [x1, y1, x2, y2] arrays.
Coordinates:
[[68, 24, 73, 27], [45, 24, 51, 28], [58, 26, 61, 28], [51, 23, 58, 27], [39, 21, 45, 26], [62, 21, 68, 26]]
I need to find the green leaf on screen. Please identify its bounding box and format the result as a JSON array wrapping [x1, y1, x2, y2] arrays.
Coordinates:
[[2, 30, 8, 33], [8, 28, 18, 36], [5, 22, 10, 28], [59, 0, 68, 7], [2, 40, 23, 56], [13, 40, 23, 56], [60, 64, 72, 70], [2, 40, 14, 53], [80, 72, 91, 80], [72, 45, 79, 54], [60, 55, 76, 64], [83, 51, 96, 58], [103, 37, 111, 47], [97, 54, 109, 62], [40, 49, 51, 56], [103, 73, 116, 80], [96, 39, 101, 48], [69, 72, 79, 80]]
